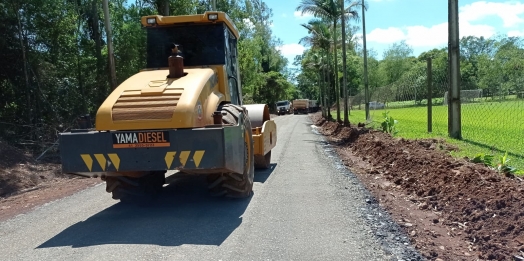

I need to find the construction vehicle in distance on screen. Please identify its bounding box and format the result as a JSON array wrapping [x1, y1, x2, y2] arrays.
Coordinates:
[[308, 100, 319, 113], [58, 11, 277, 202], [292, 99, 309, 114], [275, 100, 291, 115]]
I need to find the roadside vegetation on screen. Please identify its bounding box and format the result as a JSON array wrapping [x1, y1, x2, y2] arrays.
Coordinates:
[[292, 0, 524, 172]]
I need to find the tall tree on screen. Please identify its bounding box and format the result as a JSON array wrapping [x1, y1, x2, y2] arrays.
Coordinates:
[[300, 19, 333, 117], [297, 0, 342, 122], [382, 40, 413, 84], [11, 2, 31, 123], [103, 0, 117, 89], [340, 0, 361, 125]]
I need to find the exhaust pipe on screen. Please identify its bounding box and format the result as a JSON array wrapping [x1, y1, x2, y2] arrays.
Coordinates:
[[168, 44, 185, 78]]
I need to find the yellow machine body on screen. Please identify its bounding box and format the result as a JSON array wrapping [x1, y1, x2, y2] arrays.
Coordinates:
[[95, 66, 230, 131], [59, 11, 276, 178]]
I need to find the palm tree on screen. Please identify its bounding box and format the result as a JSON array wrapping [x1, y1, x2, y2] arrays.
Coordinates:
[[297, 0, 342, 122], [303, 52, 330, 118], [299, 19, 333, 118], [303, 53, 321, 110], [340, 0, 363, 125]]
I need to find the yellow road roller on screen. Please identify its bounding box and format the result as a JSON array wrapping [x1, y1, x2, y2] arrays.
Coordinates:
[[59, 11, 277, 202]]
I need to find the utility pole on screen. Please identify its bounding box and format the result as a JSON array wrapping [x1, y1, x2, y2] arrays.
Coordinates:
[[103, 0, 117, 90], [211, 0, 216, 11], [362, 0, 370, 121], [448, 0, 461, 138]]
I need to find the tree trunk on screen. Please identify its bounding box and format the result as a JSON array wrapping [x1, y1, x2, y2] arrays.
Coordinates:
[[103, 0, 118, 90], [362, 0, 370, 121], [164, 0, 169, 15], [91, 0, 105, 106], [322, 54, 328, 118], [326, 51, 332, 120], [318, 69, 323, 117], [340, 0, 349, 125], [91, 0, 102, 70], [13, 4, 31, 124], [333, 20, 340, 123]]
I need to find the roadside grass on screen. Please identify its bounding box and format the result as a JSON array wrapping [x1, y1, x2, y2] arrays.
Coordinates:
[[332, 100, 524, 170]]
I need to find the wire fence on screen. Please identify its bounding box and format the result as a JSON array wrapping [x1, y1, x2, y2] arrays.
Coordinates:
[[347, 59, 524, 167]]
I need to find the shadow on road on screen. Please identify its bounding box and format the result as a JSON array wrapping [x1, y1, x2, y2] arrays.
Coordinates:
[[254, 163, 277, 183], [37, 175, 251, 248]]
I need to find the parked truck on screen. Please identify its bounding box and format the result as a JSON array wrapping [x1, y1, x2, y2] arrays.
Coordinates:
[[275, 100, 291, 115], [58, 11, 277, 203], [292, 99, 309, 114]]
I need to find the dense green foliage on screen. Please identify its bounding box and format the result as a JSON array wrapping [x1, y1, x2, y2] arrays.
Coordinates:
[[296, 26, 524, 110], [0, 0, 295, 146]]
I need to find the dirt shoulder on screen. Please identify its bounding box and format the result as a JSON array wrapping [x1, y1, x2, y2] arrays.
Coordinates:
[[0, 140, 101, 222], [310, 112, 524, 261]]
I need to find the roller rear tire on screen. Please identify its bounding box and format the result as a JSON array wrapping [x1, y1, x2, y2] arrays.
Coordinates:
[[207, 104, 254, 198]]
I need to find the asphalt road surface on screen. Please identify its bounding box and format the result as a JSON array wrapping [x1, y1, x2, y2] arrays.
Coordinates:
[[0, 114, 422, 261]]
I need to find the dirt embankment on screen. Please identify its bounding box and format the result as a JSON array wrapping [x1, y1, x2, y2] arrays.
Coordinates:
[[0, 140, 100, 222], [311, 112, 524, 261]]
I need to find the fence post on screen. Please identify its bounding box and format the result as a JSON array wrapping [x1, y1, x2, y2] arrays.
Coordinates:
[[448, 0, 461, 139], [427, 58, 433, 133]]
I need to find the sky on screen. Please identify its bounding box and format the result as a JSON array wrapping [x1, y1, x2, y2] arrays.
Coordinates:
[[264, 0, 524, 67]]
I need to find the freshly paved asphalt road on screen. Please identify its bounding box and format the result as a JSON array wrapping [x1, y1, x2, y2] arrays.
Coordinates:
[[0, 114, 418, 261]]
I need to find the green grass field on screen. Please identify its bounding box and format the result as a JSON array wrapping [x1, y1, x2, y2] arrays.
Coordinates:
[[332, 100, 524, 170]]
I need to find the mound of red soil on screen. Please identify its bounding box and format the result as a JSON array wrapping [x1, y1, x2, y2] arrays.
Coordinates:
[[0, 140, 100, 221], [0, 140, 67, 196], [0, 141, 40, 196], [311, 113, 524, 261], [0, 140, 34, 168]]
